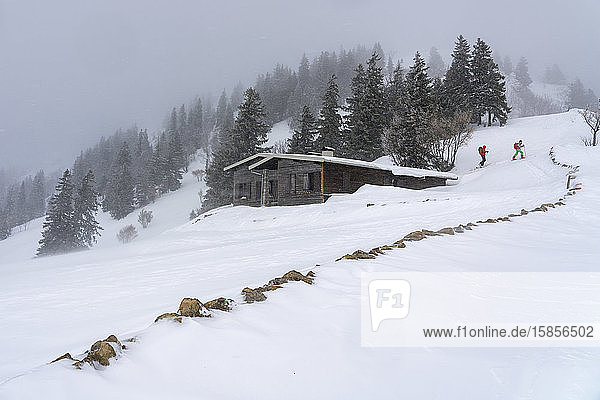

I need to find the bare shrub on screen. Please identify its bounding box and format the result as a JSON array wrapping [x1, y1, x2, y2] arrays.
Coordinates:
[[579, 106, 600, 146], [428, 111, 474, 171], [191, 169, 204, 182], [117, 225, 138, 244], [138, 209, 153, 229]]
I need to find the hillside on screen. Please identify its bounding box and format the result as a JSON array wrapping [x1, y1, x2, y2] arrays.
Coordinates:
[[2, 110, 600, 399]]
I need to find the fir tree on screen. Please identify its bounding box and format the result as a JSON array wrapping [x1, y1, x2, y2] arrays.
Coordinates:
[[344, 53, 386, 160], [30, 170, 46, 219], [543, 64, 566, 85], [15, 181, 27, 226], [568, 78, 597, 109], [215, 90, 229, 130], [344, 64, 367, 157], [187, 98, 205, 150], [384, 52, 433, 168], [316, 75, 343, 152], [288, 105, 318, 154], [443, 35, 473, 116], [471, 38, 510, 126], [203, 88, 271, 211], [230, 87, 271, 157], [515, 57, 532, 89], [152, 133, 170, 195], [166, 128, 185, 190], [0, 207, 10, 240], [427, 47, 446, 79], [74, 170, 102, 247], [37, 170, 78, 256], [104, 143, 135, 220], [385, 62, 405, 124], [134, 130, 156, 207]]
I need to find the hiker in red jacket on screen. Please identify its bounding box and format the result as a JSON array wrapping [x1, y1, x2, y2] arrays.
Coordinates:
[[478, 145, 488, 167]]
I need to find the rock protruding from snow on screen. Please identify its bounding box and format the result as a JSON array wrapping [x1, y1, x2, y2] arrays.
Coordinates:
[[71, 334, 122, 369], [178, 298, 210, 318], [204, 297, 235, 312], [155, 312, 182, 323], [242, 288, 267, 303], [242, 270, 315, 303]]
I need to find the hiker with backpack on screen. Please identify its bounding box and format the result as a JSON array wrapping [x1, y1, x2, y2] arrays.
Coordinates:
[[478, 145, 488, 167], [512, 140, 525, 160]]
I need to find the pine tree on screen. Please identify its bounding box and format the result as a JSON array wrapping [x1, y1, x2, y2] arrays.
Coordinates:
[[151, 133, 170, 195], [444, 35, 473, 116], [187, 98, 205, 150], [515, 57, 532, 89], [104, 143, 135, 220], [30, 170, 46, 219], [74, 170, 102, 247], [37, 170, 79, 256], [471, 38, 510, 126], [288, 54, 315, 120], [502, 56, 514, 75], [362, 52, 386, 159], [15, 181, 27, 227], [203, 88, 271, 211], [385, 62, 405, 124], [0, 207, 10, 240], [316, 75, 343, 152], [134, 130, 156, 207], [230, 87, 271, 157], [427, 47, 446, 79], [568, 78, 597, 109], [166, 128, 185, 191], [344, 64, 367, 157], [215, 90, 229, 130], [288, 105, 318, 153], [543, 64, 566, 85], [384, 52, 434, 168], [344, 53, 386, 160]]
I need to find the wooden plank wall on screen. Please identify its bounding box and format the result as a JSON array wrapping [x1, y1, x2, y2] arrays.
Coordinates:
[[276, 159, 324, 206]]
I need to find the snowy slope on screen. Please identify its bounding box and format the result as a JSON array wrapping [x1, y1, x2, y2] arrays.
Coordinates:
[[2, 110, 600, 399]]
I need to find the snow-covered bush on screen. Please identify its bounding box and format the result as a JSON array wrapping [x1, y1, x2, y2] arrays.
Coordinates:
[[117, 225, 138, 244], [138, 209, 153, 229]]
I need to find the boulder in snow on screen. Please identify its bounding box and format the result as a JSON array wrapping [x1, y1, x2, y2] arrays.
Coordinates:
[[204, 297, 235, 312], [178, 298, 210, 317], [155, 313, 182, 323], [242, 287, 267, 303], [437, 227, 455, 235]]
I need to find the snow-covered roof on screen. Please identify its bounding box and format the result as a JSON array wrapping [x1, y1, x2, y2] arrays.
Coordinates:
[[225, 153, 458, 180]]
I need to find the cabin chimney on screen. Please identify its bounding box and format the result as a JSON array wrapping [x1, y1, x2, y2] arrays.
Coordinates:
[[321, 147, 334, 157]]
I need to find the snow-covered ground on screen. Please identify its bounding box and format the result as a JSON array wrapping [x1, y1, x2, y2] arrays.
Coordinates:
[[1, 110, 600, 399]]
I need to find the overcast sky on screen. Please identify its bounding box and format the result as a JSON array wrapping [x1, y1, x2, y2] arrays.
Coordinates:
[[1, 0, 599, 173]]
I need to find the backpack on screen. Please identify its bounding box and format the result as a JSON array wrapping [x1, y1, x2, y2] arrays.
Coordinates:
[[478, 147, 484, 155], [514, 142, 519, 150]]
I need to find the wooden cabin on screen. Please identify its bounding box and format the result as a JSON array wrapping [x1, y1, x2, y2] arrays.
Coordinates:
[[223, 151, 458, 207]]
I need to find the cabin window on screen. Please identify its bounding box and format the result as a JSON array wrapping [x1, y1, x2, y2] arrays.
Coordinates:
[[308, 172, 317, 191], [290, 174, 296, 194], [236, 183, 249, 199]]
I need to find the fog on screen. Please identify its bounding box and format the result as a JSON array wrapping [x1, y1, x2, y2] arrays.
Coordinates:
[[1, 0, 598, 173]]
